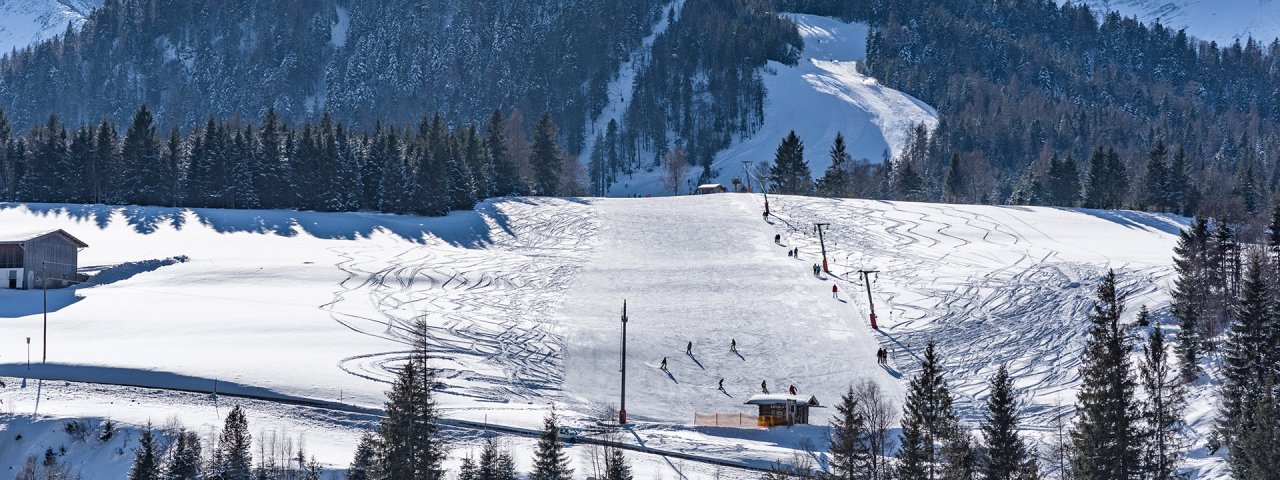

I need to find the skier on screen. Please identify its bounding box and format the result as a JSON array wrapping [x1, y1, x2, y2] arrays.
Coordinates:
[[686, 341, 693, 356], [788, 384, 797, 395], [660, 357, 668, 370], [788, 249, 794, 258], [832, 283, 839, 298], [876, 348, 886, 365], [763, 210, 769, 220], [774, 234, 781, 244], [793, 247, 799, 257], [730, 339, 737, 352], [761, 380, 769, 394], [813, 264, 820, 276], [718, 378, 725, 391]]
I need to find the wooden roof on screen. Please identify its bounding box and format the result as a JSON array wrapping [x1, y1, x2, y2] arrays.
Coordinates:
[[0, 229, 89, 248]]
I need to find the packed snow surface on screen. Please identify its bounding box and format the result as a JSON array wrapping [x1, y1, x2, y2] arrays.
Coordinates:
[[0, 195, 1227, 477], [0, 0, 98, 55], [1064, 0, 1280, 44]]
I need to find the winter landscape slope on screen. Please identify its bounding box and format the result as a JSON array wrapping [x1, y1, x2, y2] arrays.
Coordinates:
[[0, 0, 97, 55], [600, 14, 938, 194], [1064, 0, 1280, 44], [0, 194, 1224, 477]]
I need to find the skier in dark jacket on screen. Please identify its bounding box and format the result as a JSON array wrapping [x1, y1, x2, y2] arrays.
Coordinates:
[[789, 384, 797, 395], [660, 357, 668, 370], [686, 341, 693, 356], [832, 283, 839, 298], [730, 339, 737, 352], [774, 234, 781, 244], [718, 378, 725, 390], [761, 380, 769, 393]]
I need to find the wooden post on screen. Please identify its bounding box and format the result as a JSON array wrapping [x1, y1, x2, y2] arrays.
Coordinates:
[[619, 300, 628, 425]]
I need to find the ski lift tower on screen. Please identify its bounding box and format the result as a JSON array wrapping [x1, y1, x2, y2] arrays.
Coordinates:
[[858, 270, 880, 329], [619, 300, 629, 425], [814, 223, 831, 273]]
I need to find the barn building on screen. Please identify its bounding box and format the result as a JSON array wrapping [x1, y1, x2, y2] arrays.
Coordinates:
[[0, 229, 89, 290], [745, 394, 822, 427]]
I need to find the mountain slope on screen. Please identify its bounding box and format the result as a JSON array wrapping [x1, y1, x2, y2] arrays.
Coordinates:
[[0, 0, 97, 54], [1065, 0, 1280, 43]]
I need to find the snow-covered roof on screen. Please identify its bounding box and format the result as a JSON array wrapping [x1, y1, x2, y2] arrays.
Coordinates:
[[696, 184, 726, 189], [0, 228, 89, 247], [744, 394, 821, 407]]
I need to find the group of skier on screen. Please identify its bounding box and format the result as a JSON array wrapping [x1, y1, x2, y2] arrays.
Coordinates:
[[657, 339, 800, 395]]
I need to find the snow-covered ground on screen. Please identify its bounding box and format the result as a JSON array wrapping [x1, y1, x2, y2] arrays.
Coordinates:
[[598, 13, 937, 195], [1063, 0, 1280, 44], [0, 194, 1228, 477], [0, 0, 98, 55]]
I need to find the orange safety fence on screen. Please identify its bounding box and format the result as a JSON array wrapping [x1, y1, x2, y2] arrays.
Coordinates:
[[693, 412, 760, 428]]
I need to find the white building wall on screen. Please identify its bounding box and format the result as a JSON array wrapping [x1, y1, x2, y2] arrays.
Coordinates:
[[1, 268, 25, 289]]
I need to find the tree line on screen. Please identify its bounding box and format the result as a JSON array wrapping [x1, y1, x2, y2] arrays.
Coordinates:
[[0, 106, 583, 216]]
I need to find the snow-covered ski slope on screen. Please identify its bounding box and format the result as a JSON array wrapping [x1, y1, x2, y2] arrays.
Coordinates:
[[1064, 0, 1280, 44], [601, 14, 937, 195], [0, 195, 1223, 476]]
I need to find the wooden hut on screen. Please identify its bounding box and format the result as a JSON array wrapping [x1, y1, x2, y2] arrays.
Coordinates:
[[0, 229, 89, 290], [745, 394, 822, 427], [694, 183, 729, 194]]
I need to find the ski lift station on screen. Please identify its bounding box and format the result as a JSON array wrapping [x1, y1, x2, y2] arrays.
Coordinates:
[[745, 394, 822, 427], [694, 183, 729, 194], [0, 229, 88, 289]]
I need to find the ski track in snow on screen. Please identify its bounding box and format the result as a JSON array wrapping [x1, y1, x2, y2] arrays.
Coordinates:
[[761, 195, 1180, 431], [322, 200, 599, 403]]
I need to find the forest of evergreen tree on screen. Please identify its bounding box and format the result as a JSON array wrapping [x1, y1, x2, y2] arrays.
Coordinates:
[[0, 106, 581, 216]]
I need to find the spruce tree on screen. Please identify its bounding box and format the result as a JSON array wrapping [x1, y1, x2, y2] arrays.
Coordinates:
[[121, 105, 166, 205], [769, 131, 813, 195], [379, 320, 447, 480], [165, 428, 202, 480], [895, 161, 926, 202], [942, 153, 966, 203], [1084, 145, 1126, 209], [130, 422, 161, 480], [829, 385, 871, 479], [898, 341, 964, 480], [214, 405, 253, 480], [982, 364, 1030, 480], [1166, 146, 1195, 215], [816, 132, 851, 198], [1141, 140, 1169, 211], [1230, 381, 1279, 480], [530, 112, 564, 196], [531, 410, 573, 480], [347, 432, 381, 480], [257, 107, 291, 209], [1219, 256, 1275, 448], [1172, 218, 1211, 383], [604, 445, 633, 480], [1140, 325, 1186, 480], [1045, 154, 1081, 207], [487, 109, 522, 196], [1070, 270, 1142, 480], [378, 128, 413, 214], [446, 137, 477, 210]]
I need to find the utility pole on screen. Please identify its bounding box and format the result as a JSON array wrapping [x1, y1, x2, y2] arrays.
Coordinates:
[[741, 161, 753, 192], [858, 270, 880, 329], [814, 223, 831, 273], [619, 300, 628, 425], [42, 261, 47, 363]]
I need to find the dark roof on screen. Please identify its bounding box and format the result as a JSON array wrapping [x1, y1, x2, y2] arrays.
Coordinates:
[[745, 394, 822, 407], [0, 229, 89, 248]]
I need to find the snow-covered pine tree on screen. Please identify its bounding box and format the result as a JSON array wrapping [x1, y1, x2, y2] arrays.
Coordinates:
[[1172, 217, 1211, 383], [122, 105, 167, 206], [379, 320, 447, 480], [94, 120, 121, 204], [130, 422, 161, 480], [1070, 270, 1142, 480], [464, 124, 493, 201], [487, 109, 522, 197], [898, 341, 965, 480], [165, 428, 202, 480], [68, 126, 94, 204], [531, 112, 564, 197], [829, 385, 872, 479], [1140, 324, 1186, 480], [604, 444, 633, 480], [981, 364, 1032, 480], [531, 410, 573, 480], [816, 132, 851, 198], [447, 135, 478, 210], [214, 405, 253, 480], [942, 153, 966, 204]]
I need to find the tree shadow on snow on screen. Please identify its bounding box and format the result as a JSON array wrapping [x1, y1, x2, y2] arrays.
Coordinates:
[[1, 198, 541, 248], [1052, 207, 1188, 236]]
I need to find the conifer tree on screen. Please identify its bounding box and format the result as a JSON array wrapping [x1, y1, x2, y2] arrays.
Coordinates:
[[1230, 381, 1278, 480], [378, 128, 414, 214], [1140, 324, 1186, 480], [943, 153, 966, 203], [895, 161, 926, 201], [829, 385, 871, 479], [379, 320, 447, 480], [531, 112, 564, 196], [769, 131, 813, 195], [446, 138, 477, 210], [165, 428, 202, 480], [122, 105, 166, 205], [1084, 146, 1127, 209], [531, 410, 573, 480], [1219, 256, 1275, 448], [1044, 154, 1081, 207], [1166, 146, 1195, 215], [130, 422, 161, 480], [347, 432, 381, 480], [476, 437, 517, 480], [816, 132, 851, 198], [981, 364, 1030, 480], [214, 405, 253, 480], [898, 341, 964, 480], [94, 120, 120, 204], [1071, 270, 1142, 480], [488, 109, 522, 196], [604, 444, 633, 480], [1141, 140, 1169, 211]]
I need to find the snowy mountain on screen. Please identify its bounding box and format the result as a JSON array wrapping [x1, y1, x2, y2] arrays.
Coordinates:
[[600, 14, 938, 194], [0, 0, 98, 55], [0, 194, 1226, 477], [1066, 0, 1280, 43]]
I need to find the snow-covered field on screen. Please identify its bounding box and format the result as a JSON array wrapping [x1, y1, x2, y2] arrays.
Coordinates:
[[0, 194, 1227, 477]]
